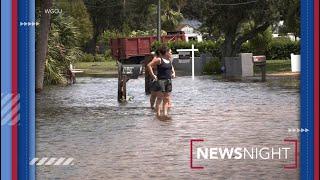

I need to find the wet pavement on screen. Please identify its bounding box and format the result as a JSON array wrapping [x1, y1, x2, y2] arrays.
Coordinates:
[[36, 76, 300, 179]]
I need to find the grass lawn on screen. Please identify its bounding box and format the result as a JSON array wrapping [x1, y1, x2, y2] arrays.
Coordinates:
[[253, 59, 299, 89], [74, 61, 118, 76], [254, 59, 292, 74], [75, 59, 291, 75]]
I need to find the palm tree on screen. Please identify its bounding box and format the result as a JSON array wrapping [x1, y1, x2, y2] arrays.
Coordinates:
[[161, 0, 184, 32], [36, 0, 53, 92]]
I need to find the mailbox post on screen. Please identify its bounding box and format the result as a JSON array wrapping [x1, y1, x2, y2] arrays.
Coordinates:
[[118, 62, 126, 102], [253, 55, 267, 82], [117, 62, 143, 102]]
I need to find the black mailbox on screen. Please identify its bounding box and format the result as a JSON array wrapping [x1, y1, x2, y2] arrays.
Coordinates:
[[253, 55, 266, 82], [122, 64, 142, 79], [253, 55, 266, 66], [117, 62, 143, 102]]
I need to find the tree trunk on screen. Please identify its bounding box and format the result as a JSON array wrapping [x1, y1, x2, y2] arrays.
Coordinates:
[[233, 39, 243, 55], [221, 22, 270, 58], [92, 30, 99, 55], [85, 27, 100, 54], [36, 0, 52, 92], [222, 35, 236, 57]]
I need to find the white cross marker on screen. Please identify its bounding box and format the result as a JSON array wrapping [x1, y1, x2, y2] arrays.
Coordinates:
[[177, 44, 199, 80]]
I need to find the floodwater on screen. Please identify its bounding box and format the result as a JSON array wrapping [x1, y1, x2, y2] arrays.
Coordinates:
[[36, 76, 300, 179]]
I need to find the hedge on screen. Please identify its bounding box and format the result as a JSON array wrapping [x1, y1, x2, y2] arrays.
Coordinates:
[[152, 40, 222, 57], [152, 37, 300, 60], [266, 38, 300, 60]]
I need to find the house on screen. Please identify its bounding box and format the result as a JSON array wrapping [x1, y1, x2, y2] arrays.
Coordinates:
[[272, 21, 300, 41], [175, 23, 203, 42]]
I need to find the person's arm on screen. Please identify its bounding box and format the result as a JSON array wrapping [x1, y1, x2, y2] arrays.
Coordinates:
[[147, 57, 160, 80], [171, 65, 176, 78]]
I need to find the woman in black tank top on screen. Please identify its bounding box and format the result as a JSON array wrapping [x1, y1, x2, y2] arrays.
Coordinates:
[[157, 58, 173, 80], [147, 45, 175, 118]]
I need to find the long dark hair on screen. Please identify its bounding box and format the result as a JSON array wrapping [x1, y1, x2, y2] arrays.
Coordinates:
[[157, 44, 170, 56]]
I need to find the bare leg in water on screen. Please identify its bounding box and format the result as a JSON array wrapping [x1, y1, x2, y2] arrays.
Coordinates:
[[167, 94, 172, 108], [163, 93, 170, 117], [155, 93, 163, 117], [150, 91, 157, 110]]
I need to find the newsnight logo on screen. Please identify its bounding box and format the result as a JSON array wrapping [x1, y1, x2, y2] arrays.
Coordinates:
[[190, 139, 298, 169]]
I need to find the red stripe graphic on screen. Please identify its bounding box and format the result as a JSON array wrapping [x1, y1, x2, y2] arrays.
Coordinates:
[[283, 139, 298, 169], [314, 0, 319, 179], [12, 0, 18, 179], [190, 139, 204, 169]]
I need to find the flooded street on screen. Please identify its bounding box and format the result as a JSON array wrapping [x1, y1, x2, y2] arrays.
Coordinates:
[[36, 76, 300, 179]]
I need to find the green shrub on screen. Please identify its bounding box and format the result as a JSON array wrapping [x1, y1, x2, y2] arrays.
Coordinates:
[[248, 27, 273, 55], [103, 49, 116, 61], [241, 37, 300, 59], [203, 58, 222, 75], [266, 37, 300, 60], [240, 42, 251, 53], [79, 53, 113, 62], [152, 40, 222, 57], [152, 38, 299, 60], [43, 12, 83, 85], [94, 54, 105, 62], [79, 53, 95, 62]]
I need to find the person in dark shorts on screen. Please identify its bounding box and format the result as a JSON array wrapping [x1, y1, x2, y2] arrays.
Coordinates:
[[149, 78, 159, 109], [149, 52, 160, 109], [147, 45, 175, 117]]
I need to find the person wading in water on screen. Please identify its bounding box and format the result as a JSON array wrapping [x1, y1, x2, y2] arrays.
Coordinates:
[[147, 45, 175, 118], [148, 50, 160, 110]]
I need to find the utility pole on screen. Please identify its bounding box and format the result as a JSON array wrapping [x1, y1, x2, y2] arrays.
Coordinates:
[[157, 0, 161, 41], [123, 0, 126, 15]]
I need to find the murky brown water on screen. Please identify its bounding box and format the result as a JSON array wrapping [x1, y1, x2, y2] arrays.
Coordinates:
[[36, 76, 299, 179]]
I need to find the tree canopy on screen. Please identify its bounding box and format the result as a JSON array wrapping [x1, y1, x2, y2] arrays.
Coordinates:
[[83, 0, 184, 51], [181, 0, 289, 56], [278, 0, 300, 38], [35, 0, 301, 88]]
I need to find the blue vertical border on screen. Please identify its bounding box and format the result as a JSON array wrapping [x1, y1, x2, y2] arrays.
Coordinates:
[[29, 0, 36, 179], [1, 1, 12, 180], [301, 0, 314, 179], [18, 0, 36, 179]]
